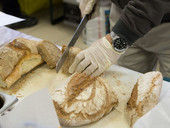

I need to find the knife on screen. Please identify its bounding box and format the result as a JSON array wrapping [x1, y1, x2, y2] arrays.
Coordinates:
[[56, 15, 90, 73]]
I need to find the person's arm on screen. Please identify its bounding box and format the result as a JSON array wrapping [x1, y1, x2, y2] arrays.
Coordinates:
[[111, 0, 170, 45], [111, 0, 129, 9], [69, 0, 170, 77]]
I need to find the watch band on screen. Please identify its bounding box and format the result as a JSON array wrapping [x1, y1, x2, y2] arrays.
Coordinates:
[[110, 31, 119, 41]]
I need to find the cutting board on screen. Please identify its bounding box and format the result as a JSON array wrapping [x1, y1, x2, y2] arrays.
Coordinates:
[[0, 64, 141, 128]]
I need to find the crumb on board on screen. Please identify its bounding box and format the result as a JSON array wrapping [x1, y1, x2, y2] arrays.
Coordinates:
[[8, 70, 36, 95]]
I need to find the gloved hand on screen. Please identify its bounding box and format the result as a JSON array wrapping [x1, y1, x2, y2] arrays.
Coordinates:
[[69, 36, 123, 77], [79, 0, 99, 18]]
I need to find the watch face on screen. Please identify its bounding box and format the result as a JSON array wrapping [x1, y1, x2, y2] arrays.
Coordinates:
[[113, 38, 127, 52]]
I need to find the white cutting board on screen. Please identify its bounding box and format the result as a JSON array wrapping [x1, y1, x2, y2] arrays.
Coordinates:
[[0, 64, 142, 128]]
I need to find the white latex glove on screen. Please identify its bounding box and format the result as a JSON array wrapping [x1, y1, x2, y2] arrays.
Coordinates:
[[69, 36, 122, 77], [79, 0, 99, 18]]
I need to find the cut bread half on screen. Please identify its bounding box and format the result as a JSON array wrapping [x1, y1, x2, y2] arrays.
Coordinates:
[[52, 73, 118, 126], [127, 71, 163, 127]]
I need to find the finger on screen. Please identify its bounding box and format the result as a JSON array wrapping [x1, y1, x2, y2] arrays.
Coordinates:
[[91, 67, 105, 77], [69, 52, 85, 73], [84, 0, 96, 15], [82, 63, 98, 76], [79, 0, 88, 17], [75, 59, 91, 73]]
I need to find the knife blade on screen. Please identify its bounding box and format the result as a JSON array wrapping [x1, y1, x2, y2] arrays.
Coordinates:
[[56, 15, 89, 73]]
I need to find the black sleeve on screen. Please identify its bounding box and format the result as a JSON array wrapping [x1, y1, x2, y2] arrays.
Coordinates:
[[111, 0, 129, 9], [111, 0, 170, 45]]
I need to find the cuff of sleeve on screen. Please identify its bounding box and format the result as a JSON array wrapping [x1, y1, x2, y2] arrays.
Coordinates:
[[112, 19, 141, 46]]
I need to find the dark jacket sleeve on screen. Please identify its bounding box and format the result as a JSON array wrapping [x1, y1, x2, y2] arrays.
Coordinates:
[[111, 0, 170, 45], [111, 0, 129, 9]]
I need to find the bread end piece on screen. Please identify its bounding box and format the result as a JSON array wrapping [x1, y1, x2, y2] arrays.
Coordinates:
[[37, 40, 62, 69]]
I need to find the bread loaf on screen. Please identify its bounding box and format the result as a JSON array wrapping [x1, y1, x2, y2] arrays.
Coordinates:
[[52, 73, 118, 126], [126, 71, 163, 127], [37, 40, 62, 69], [52, 46, 118, 126], [0, 38, 44, 89]]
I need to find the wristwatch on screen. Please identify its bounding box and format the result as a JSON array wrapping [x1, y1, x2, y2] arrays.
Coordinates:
[[110, 31, 128, 53]]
